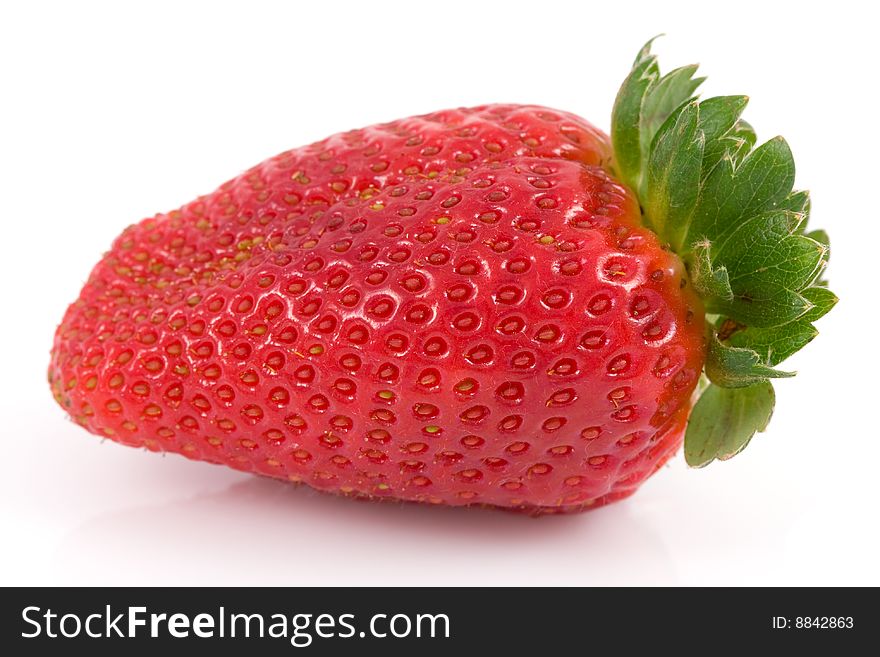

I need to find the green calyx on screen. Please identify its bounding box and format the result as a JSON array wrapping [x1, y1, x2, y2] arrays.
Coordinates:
[[611, 39, 837, 467]]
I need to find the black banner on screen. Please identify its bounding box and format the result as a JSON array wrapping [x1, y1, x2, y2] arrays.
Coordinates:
[[0, 587, 869, 654]]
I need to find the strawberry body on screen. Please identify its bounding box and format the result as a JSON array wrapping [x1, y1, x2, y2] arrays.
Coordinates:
[[50, 104, 705, 513]]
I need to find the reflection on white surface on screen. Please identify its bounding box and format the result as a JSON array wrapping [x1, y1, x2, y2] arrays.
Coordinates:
[[53, 475, 674, 586], [29, 424, 675, 586]]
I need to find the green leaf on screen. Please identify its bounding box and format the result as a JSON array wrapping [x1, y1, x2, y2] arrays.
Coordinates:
[[608, 42, 837, 464], [801, 286, 837, 321], [727, 321, 818, 367], [698, 96, 749, 174], [691, 240, 733, 304], [705, 333, 794, 387], [805, 227, 828, 249], [725, 288, 813, 328], [685, 137, 796, 256], [639, 65, 704, 169], [698, 96, 749, 141], [632, 36, 660, 66], [611, 40, 660, 192], [702, 211, 826, 327], [684, 381, 776, 467], [779, 189, 811, 217], [804, 228, 831, 286], [726, 119, 757, 167], [644, 101, 703, 240], [724, 287, 836, 366]]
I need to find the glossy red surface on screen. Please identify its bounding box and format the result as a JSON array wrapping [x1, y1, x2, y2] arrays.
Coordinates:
[[50, 105, 705, 513]]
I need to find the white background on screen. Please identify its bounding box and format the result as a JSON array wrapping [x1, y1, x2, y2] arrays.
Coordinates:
[[1, 1, 877, 586]]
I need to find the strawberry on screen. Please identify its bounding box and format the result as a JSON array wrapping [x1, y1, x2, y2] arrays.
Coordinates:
[[49, 41, 835, 514]]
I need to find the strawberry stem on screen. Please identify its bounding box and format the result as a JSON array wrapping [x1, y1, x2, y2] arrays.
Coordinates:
[[611, 39, 837, 466]]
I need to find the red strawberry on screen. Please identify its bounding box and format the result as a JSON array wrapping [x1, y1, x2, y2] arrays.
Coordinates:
[[49, 42, 834, 514]]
